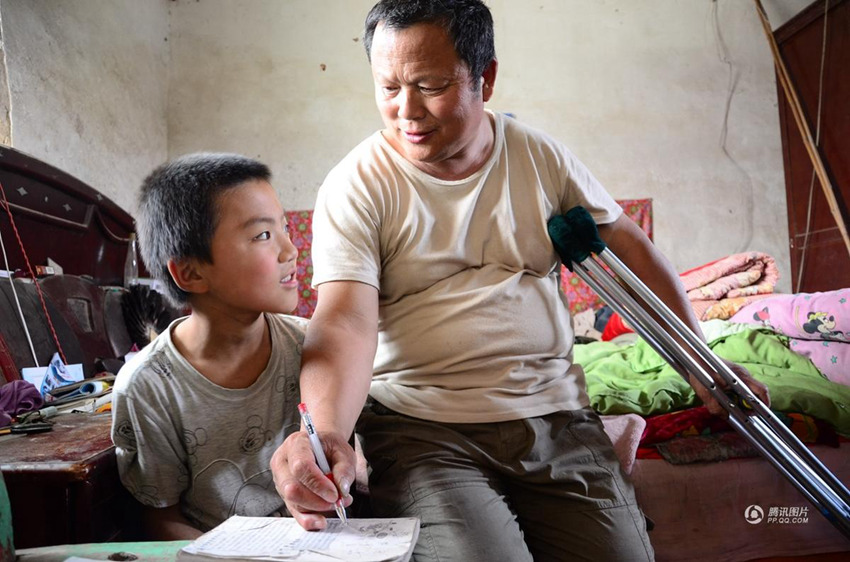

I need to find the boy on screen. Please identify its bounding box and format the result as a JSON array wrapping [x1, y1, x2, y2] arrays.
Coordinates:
[[112, 153, 306, 540]]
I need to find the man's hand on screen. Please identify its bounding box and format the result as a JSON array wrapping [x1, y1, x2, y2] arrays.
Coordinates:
[[690, 359, 770, 416], [271, 430, 356, 531]]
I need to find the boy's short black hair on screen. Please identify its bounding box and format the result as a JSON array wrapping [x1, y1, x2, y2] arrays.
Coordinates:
[[363, 0, 495, 85], [136, 153, 271, 306]]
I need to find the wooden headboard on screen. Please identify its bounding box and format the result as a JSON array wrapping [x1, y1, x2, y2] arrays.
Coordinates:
[[0, 145, 134, 286]]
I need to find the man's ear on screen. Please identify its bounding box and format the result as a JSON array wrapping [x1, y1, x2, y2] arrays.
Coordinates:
[[166, 258, 208, 296], [481, 59, 498, 102]]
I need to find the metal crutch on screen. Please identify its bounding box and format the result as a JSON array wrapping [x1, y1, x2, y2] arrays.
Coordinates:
[[548, 206, 850, 539]]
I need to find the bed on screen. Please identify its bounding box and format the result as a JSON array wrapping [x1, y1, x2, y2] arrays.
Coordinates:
[[563, 203, 850, 561]]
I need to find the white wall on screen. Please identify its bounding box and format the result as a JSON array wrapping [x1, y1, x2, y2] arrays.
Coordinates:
[[763, 0, 817, 28], [167, 0, 380, 211], [491, 0, 788, 279], [168, 0, 810, 290], [0, 0, 169, 213], [0, 6, 11, 146], [0, 0, 817, 291]]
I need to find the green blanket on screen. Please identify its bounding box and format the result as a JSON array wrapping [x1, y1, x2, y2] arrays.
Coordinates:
[[574, 322, 850, 435]]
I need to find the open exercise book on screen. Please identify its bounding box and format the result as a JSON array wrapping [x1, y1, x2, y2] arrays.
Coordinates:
[[177, 516, 420, 562]]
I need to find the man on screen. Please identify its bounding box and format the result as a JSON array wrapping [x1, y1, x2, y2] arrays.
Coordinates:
[[272, 1, 769, 560]]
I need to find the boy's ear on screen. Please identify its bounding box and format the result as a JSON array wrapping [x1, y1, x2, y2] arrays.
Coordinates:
[[166, 258, 208, 295]]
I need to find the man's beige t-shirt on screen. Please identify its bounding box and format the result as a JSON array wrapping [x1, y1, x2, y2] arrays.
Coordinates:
[[312, 111, 622, 423]]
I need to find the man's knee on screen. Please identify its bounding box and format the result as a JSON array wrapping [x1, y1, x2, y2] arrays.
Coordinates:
[[403, 484, 534, 562]]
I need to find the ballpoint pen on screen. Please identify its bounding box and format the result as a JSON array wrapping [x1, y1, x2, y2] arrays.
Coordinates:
[[297, 402, 348, 524]]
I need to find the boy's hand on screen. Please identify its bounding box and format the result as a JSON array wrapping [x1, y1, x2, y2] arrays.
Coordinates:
[[271, 430, 356, 530], [691, 359, 770, 416]]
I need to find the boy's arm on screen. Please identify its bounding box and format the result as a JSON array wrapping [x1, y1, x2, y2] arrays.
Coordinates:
[[140, 504, 203, 540], [113, 373, 197, 539], [271, 280, 378, 530], [596, 214, 770, 412]]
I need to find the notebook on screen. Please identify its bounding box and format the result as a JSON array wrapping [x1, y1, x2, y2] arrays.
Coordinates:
[[177, 516, 420, 562]]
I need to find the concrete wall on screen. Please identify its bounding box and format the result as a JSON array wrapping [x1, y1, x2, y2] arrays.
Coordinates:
[[168, 0, 812, 290], [0, 0, 169, 213], [491, 0, 787, 279], [167, 0, 380, 211], [763, 0, 818, 28], [0, 7, 10, 146], [0, 0, 818, 290]]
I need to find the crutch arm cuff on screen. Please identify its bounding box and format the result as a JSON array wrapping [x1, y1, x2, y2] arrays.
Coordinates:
[[548, 206, 608, 271]]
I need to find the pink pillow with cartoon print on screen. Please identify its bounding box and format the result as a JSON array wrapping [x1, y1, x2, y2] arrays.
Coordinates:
[[731, 289, 850, 342], [787, 338, 850, 387]]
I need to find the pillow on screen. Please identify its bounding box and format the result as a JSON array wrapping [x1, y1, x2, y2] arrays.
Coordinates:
[[731, 289, 850, 386], [731, 289, 850, 342]]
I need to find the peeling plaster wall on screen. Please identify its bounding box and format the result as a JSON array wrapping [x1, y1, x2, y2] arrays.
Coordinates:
[[169, 0, 804, 290], [763, 0, 818, 28], [0, 7, 11, 145], [0, 0, 815, 290], [1, 0, 169, 215], [491, 0, 792, 285], [167, 0, 380, 211]]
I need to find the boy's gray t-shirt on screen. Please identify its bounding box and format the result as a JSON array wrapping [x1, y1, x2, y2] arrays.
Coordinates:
[[111, 312, 306, 531]]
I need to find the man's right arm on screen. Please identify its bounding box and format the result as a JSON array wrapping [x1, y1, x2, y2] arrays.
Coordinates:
[[300, 280, 380, 436], [272, 280, 379, 530]]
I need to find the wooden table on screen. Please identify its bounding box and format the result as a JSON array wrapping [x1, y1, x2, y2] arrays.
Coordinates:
[[0, 412, 131, 548]]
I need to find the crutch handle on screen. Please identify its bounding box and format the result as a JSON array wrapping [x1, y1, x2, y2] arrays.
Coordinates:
[[547, 206, 606, 271]]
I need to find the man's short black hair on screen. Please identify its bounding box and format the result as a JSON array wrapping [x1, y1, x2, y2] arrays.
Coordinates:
[[136, 153, 271, 306], [364, 0, 495, 83]]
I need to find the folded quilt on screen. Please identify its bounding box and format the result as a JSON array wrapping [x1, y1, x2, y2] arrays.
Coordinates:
[[680, 252, 779, 320], [690, 293, 775, 322], [681, 252, 779, 300]]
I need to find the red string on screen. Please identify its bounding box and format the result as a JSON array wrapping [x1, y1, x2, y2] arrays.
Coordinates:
[[0, 179, 68, 365]]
